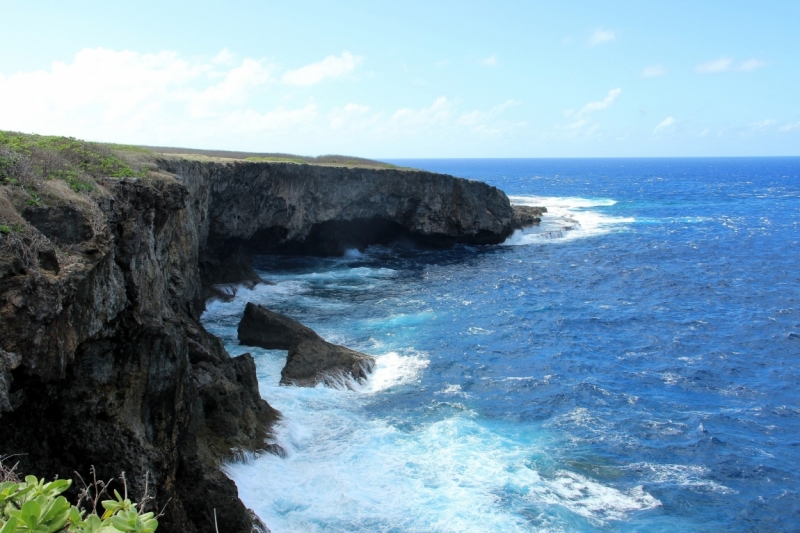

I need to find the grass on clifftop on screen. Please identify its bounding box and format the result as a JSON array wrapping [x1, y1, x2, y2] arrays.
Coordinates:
[[0, 132, 405, 188], [139, 145, 403, 169], [0, 131, 147, 193]]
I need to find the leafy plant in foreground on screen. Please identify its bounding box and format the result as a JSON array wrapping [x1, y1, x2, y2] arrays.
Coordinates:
[[0, 470, 159, 533]]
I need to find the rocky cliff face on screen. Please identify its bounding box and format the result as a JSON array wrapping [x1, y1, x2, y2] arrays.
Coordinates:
[[159, 160, 519, 287], [0, 159, 520, 532], [0, 176, 276, 533]]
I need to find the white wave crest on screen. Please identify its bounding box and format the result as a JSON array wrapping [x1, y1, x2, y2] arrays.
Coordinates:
[[509, 195, 617, 209], [528, 470, 661, 522], [225, 412, 660, 532], [504, 195, 634, 245], [363, 350, 430, 393]]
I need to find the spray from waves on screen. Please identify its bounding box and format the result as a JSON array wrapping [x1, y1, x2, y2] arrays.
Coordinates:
[[220, 345, 660, 533], [225, 406, 659, 533], [504, 195, 635, 245]]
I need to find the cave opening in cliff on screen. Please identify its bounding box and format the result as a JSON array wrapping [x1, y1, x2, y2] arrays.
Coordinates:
[[278, 217, 415, 256]]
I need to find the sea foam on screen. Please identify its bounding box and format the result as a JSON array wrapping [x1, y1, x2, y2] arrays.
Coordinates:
[[504, 195, 634, 245]]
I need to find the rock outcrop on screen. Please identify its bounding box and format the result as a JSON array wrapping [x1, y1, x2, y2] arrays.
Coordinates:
[[0, 157, 523, 532], [0, 177, 278, 533], [512, 205, 547, 228], [238, 303, 375, 387], [159, 160, 521, 287]]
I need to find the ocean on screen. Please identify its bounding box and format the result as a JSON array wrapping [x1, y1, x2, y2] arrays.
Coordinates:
[[202, 158, 800, 532]]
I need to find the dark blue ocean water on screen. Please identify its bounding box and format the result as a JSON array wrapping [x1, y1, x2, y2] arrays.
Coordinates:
[[206, 158, 800, 532]]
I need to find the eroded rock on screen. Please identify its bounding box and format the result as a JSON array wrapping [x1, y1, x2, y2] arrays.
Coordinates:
[[512, 205, 547, 228], [22, 205, 93, 244], [238, 302, 375, 387]]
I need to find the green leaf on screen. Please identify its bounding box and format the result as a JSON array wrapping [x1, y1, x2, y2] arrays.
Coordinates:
[[42, 496, 70, 532], [42, 479, 71, 497], [110, 512, 135, 531], [142, 517, 158, 533], [21, 499, 42, 527], [79, 514, 104, 533], [0, 517, 17, 533]]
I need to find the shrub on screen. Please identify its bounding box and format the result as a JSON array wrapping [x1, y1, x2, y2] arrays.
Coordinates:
[[0, 132, 148, 193], [0, 465, 159, 533]]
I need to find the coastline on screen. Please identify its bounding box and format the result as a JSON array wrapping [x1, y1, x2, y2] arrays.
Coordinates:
[[0, 148, 533, 532]]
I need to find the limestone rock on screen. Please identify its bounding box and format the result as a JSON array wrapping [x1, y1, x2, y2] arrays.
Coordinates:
[[0, 177, 277, 533], [512, 205, 547, 228], [238, 302, 375, 387], [22, 205, 93, 244], [160, 160, 519, 270]]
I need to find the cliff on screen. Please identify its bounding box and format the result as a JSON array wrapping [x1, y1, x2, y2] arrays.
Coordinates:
[[0, 155, 522, 532], [157, 159, 518, 289]]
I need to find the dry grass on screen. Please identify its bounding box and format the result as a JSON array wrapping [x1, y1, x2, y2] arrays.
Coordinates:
[[138, 145, 404, 169], [0, 455, 21, 483]]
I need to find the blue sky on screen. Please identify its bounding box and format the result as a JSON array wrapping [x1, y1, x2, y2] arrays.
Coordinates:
[[1, 0, 798, 157]]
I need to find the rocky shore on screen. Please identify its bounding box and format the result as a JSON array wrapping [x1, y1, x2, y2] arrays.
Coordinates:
[[0, 156, 539, 532]]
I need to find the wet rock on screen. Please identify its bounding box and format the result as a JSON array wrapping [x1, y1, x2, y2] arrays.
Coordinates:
[[238, 302, 375, 387], [512, 205, 547, 228]]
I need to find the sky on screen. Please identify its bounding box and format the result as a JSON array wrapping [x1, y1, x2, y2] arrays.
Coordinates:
[[1, 0, 798, 158]]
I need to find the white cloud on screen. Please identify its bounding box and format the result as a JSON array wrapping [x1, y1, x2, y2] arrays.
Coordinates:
[[0, 47, 520, 153], [220, 104, 318, 132], [589, 29, 615, 46], [751, 119, 776, 128], [696, 57, 767, 73], [457, 100, 519, 125], [696, 57, 734, 73], [0, 48, 207, 133], [738, 59, 767, 72], [566, 88, 622, 118], [654, 116, 676, 133], [455, 100, 523, 136], [559, 88, 621, 136], [211, 48, 236, 65], [779, 121, 800, 132], [190, 58, 273, 117], [0, 47, 320, 147], [282, 51, 362, 86], [329, 103, 370, 129], [478, 55, 498, 67], [391, 97, 453, 129], [641, 65, 667, 77]]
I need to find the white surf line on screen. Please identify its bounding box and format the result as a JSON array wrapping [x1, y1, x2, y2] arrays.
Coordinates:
[[504, 195, 635, 245]]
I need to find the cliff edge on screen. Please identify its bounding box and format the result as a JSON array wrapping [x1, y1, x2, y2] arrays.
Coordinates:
[[0, 148, 521, 532]]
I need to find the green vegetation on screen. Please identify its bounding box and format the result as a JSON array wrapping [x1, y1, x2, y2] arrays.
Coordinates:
[[0, 132, 148, 193], [0, 226, 10, 235], [244, 156, 309, 164], [0, 463, 159, 533], [140, 144, 402, 169]]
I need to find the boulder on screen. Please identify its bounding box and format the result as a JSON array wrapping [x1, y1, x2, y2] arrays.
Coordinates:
[[238, 302, 375, 387], [512, 205, 547, 228]]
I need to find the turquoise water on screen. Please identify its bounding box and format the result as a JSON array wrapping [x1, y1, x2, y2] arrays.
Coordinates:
[[204, 158, 800, 532]]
